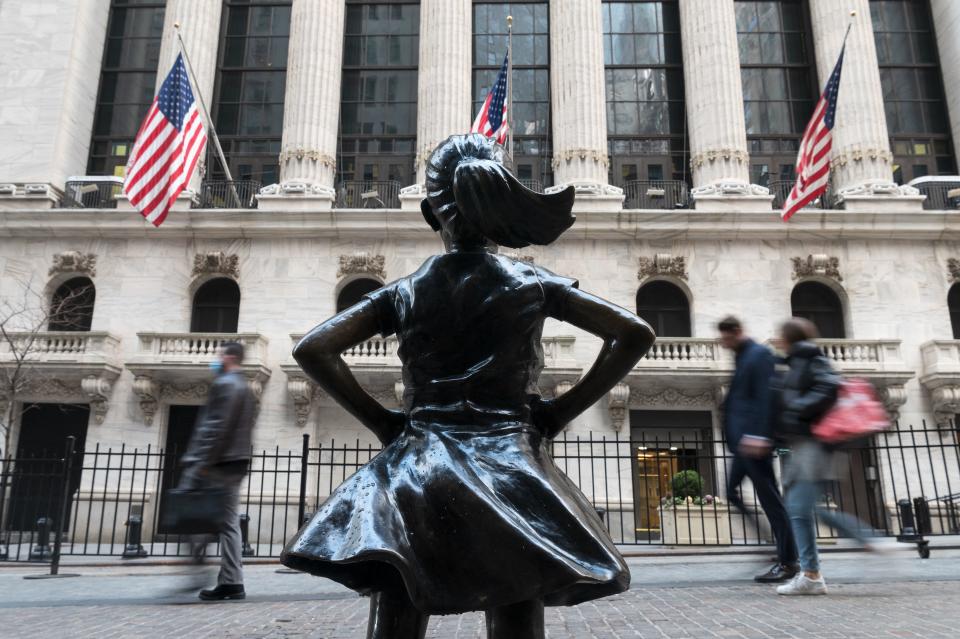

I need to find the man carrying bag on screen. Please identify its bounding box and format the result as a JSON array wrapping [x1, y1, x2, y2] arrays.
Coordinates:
[[173, 341, 256, 601]]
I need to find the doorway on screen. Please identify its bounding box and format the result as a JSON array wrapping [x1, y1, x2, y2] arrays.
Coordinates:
[[156, 405, 200, 534], [5, 403, 89, 531]]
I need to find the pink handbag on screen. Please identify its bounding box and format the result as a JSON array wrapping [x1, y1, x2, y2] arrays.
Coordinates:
[[811, 377, 891, 444]]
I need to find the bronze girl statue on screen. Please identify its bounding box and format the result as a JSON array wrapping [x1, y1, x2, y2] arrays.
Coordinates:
[[282, 134, 655, 638]]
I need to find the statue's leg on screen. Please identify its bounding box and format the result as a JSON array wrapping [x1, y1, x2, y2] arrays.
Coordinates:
[[366, 589, 429, 639], [484, 598, 545, 639]]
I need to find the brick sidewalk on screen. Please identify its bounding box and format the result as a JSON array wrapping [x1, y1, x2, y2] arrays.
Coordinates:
[[3, 579, 957, 638]]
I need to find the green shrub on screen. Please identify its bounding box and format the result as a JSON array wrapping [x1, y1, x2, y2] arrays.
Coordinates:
[[670, 470, 703, 500]]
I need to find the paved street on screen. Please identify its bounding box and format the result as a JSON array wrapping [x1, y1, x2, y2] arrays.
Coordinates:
[[1, 549, 958, 638]]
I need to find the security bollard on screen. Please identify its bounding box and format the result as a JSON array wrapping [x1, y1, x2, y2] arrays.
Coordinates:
[[29, 517, 52, 561], [240, 513, 255, 557], [896, 498, 931, 559], [913, 497, 932, 535], [121, 512, 149, 559]]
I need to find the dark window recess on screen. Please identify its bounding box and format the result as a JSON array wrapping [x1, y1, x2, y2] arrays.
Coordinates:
[[191, 278, 241, 333], [49, 277, 96, 332], [5, 403, 89, 532], [337, 278, 383, 313], [949, 285, 960, 339], [871, 0, 956, 182], [338, 2, 420, 192], [473, 2, 552, 187], [87, 1, 166, 176], [791, 281, 846, 339], [156, 404, 200, 534], [636, 280, 691, 337], [735, 0, 818, 187], [603, 1, 688, 184], [211, 1, 291, 186]]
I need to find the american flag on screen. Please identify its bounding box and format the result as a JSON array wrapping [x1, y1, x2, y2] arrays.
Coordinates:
[[782, 44, 846, 221], [124, 54, 207, 227], [471, 53, 509, 145]]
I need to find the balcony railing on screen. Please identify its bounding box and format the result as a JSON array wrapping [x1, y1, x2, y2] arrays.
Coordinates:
[[135, 332, 269, 365], [60, 176, 124, 209], [909, 177, 960, 211], [768, 179, 830, 210], [335, 180, 402, 209], [623, 180, 689, 210], [519, 179, 544, 193], [0, 331, 120, 363], [815, 339, 907, 373], [637, 338, 729, 370], [194, 180, 260, 209]]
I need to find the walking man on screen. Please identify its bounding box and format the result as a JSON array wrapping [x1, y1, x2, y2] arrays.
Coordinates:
[[180, 341, 256, 600], [718, 316, 799, 582]]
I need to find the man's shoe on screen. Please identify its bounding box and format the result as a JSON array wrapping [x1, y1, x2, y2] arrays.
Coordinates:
[[776, 573, 827, 596], [199, 584, 246, 601], [754, 563, 799, 583]]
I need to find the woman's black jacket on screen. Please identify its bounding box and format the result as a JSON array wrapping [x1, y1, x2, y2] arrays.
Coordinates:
[[774, 340, 842, 438]]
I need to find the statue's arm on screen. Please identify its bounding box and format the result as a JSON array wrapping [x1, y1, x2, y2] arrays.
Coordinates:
[[293, 299, 404, 444], [537, 288, 655, 438]]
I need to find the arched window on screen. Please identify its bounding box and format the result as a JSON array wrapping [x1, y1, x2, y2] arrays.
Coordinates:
[[948, 285, 960, 339], [191, 278, 241, 333], [337, 278, 383, 313], [49, 277, 96, 332], [791, 281, 845, 338], [636, 281, 691, 337]]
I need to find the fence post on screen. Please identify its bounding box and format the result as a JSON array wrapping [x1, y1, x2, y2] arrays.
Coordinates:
[[29, 517, 52, 560], [0, 455, 9, 560], [297, 433, 310, 527], [121, 506, 149, 559], [239, 513, 255, 557], [48, 436, 76, 576]]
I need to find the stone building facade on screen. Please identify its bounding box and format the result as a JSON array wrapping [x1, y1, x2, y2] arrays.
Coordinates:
[[1, 0, 960, 544]]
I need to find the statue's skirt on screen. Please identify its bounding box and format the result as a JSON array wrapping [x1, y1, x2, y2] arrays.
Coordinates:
[[280, 421, 629, 614]]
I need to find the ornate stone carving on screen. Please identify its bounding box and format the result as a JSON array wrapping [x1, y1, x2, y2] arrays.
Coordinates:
[[792, 254, 842, 281], [503, 253, 535, 264], [690, 148, 750, 169], [287, 377, 316, 427], [132, 376, 159, 426], [947, 258, 960, 283], [551, 149, 610, 169], [690, 181, 770, 197], [278, 148, 336, 169], [930, 385, 960, 428], [81, 374, 113, 424], [633, 388, 717, 408], [878, 385, 908, 423], [338, 253, 386, 280], [829, 148, 893, 168], [714, 384, 730, 407], [638, 254, 687, 281], [192, 251, 239, 279], [162, 382, 211, 403], [49, 251, 97, 277], [607, 383, 630, 431]]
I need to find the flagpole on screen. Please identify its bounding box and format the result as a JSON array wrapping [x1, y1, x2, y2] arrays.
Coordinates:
[[173, 22, 241, 208], [506, 15, 514, 159]]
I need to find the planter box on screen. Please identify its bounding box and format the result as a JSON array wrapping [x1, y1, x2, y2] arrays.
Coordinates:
[[659, 504, 733, 545]]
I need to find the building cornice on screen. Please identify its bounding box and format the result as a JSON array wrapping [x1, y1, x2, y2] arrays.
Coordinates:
[[1, 208, 959, 241]]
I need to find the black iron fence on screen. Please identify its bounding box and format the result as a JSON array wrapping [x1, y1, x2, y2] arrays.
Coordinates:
[[768, 179, 831, 210], [2, 426, 958, 562], [623, 180, 689, 210], [335, 181, 402, 209], [60, 178, 124, 209], [194, 180, 261, 209], [912, 180, 960, 211]]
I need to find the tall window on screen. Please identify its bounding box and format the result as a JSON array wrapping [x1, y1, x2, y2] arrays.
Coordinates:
[[636, 281, 691, 337], [191, 279, 241, 333], [735, 1, 817, 187], [338, 1, 420, 190], [603, 1, 686, 185], [49, 278, 96, 332], [211, 1, 291, 186], [791, 281, 845, 339], [337, 278, 383, 312], [948, 285, 960, 340], [871, 0, 956, 182], [473, 2, 551, 188], [88, 0, 166, 176]]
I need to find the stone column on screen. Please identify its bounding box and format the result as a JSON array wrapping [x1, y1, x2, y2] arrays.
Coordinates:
[[679, 0, 770, 210], [415, 0, 471, 183], [155, 0, 223, 197], [259, 0, 345, 211], [547, 0, 622, 210], [0, 0, 110, 209], [931, 0, 960, 174], [808, 0, 922, 210]]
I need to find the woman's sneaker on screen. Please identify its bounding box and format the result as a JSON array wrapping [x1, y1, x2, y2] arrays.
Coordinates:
[[776, 573, 828, 596]]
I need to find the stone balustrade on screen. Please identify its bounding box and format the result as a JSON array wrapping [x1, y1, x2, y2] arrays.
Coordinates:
[[639, 338, 728, 369], [818, 339, 905, 372], [1, 331, 120, 362], [137, 332, 269, 365]]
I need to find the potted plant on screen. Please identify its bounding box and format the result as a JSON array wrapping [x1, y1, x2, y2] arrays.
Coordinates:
[[658, 470, 732, 545]]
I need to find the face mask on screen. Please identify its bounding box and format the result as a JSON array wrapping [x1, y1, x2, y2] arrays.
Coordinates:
[[209, 360, 224, 375]]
